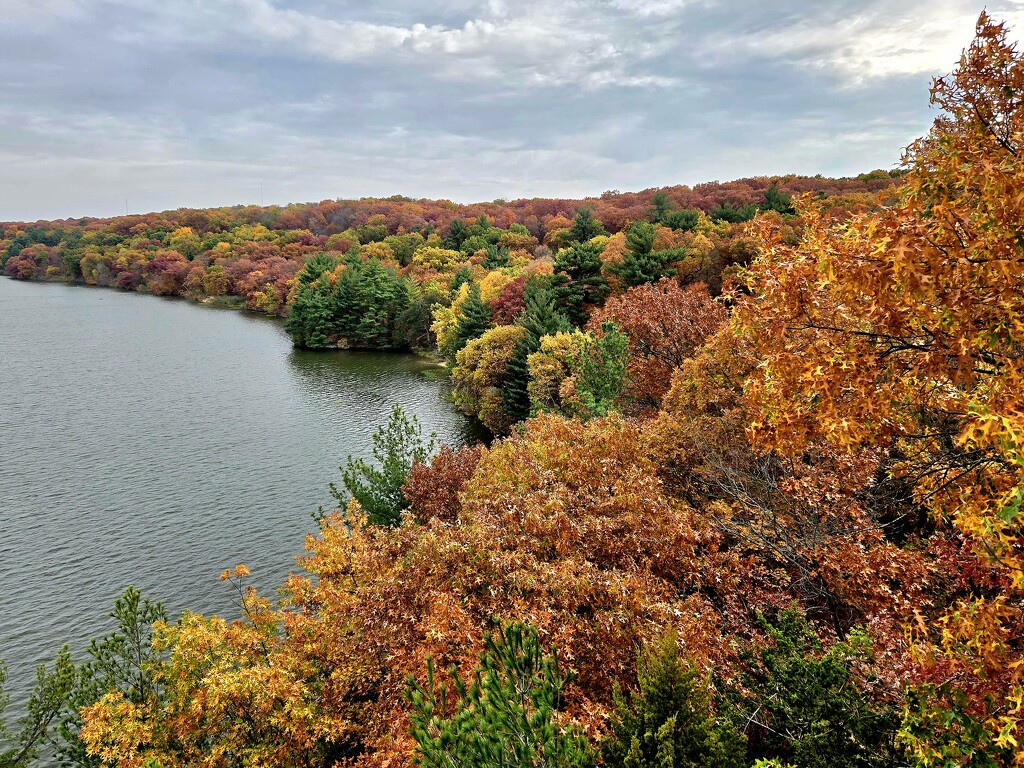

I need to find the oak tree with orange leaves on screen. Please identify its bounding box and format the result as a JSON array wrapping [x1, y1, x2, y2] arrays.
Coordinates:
[[737, 14, 1024, 764]]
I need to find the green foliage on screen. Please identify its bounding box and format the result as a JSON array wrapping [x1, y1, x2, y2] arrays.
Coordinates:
[[407, 623, 594, 768], [450, 265, 473, 292], [609, 222, 680, 288], [285, 275, 335, 348], [501, 284, 572, 425], [333, 405, 437, 526], [286, 256, 411, 349], [443, 219, 468, 251], [651, 192, 673, 224], [661, 209, 700, 232], [567, 321, 630, 420], [552, 241, 609, 326], [519, 282, 572, 342], [354, 217, 388, 244], [0, 648, 76, 768], [652, 194, 701, 232], [482, 243, 511, 269], [446, 284, 492, 364], [761, 185, 795, 215], [385, 232, 427, 266], [56, 587, 168, 768], [332, 259, 412, 348], [396, 288, 446, 350], [710, 203, 758, 223], [601, 634, 745, 768], [900, 684, 1012, 768], [731, 609, 905, 768], [569, 208, 607, 243]]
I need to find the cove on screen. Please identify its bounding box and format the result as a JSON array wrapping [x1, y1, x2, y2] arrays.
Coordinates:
[[0, 277, 484, 710]]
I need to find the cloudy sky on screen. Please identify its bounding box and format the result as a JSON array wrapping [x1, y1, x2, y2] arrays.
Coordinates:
[[2, 0, 1022, 221]]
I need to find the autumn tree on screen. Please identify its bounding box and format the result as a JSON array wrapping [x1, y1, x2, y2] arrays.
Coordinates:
[[589, 279, 727, 409], [401, 444, 483, 524], [452, 325, 528, 434], [736, 14, 1024, 764]]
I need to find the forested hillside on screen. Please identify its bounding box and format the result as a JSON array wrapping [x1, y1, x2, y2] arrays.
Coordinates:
[[1, 12, 1022, 768]]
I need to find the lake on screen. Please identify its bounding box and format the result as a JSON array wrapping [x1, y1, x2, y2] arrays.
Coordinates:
[[0, 277, 483, 715]]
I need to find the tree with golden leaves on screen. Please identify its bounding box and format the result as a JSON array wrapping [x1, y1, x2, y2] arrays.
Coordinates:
[[737, 14, 1024, 764]]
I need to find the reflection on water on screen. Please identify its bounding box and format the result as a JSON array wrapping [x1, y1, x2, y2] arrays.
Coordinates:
[[0, 278, 483, 721]]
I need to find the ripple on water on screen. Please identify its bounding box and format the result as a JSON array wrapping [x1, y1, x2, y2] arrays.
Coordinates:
[[0, 278, 484, 730]]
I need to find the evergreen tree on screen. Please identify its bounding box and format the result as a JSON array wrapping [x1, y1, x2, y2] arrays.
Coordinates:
[[569, 208, 607, 243], [349, 260, 412, 348], [286, 276, 335, 348], [395, 288, 445, 350], [448, 284, 492, 364], [651, 192, 672, 224], [443, 219, 468, 251], [407, 623, 594, 768], [450, 265, 473, 292], [602, 634, 745, 768], [661, 209, 700, 232], [55, 588, 168, 768], [710, 202, 759, 223], [609, 221, 680, 288], [729, 609, 905, 768], [0, 649, 76, 768], [501, 284, 571, 425], [333, 405, 436, 527], [482, 243, 511, 269], [762, 184, 796, 215], [552, 241, 609, 326]]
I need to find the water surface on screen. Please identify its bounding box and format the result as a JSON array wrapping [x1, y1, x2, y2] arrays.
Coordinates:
[[0, 277, 482, 712]]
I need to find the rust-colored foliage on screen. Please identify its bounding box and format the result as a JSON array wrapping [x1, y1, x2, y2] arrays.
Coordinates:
[[588, 279, 727, 409], [401, 444, 483, 524], [83, 414, 757, 767], [735, 14, 1024, 763]]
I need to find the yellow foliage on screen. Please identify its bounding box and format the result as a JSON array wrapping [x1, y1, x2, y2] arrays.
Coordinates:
[[412, 246, 465, 271], [430, 282, 471, 355], [452, 324, 527, 433], [527, 331, 588, 415], [478, 269, 520, 305]]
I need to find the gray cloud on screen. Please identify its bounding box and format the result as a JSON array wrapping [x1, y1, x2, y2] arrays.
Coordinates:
[[1, 0, 1021, 220]]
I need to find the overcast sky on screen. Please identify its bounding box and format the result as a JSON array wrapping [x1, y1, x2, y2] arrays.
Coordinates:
[[2, 0, 1022, 221]]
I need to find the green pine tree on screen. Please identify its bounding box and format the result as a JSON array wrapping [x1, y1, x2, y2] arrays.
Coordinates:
[[448, 284, 492, 364], [500, 284, 572, 425], [601, 634, 745, 768], [286, 276, 336, 348], [729, 609, 905, 768], [55, 587, 168, 768], [333, 405, 437, 527], [443, 219, 468, 251], [0, 649, 77, 768], [569, 208, 607, 243], [609, 221, 680, 288], [407, 622, 595, 768], [552, 241, 609, 326], [761, 184, 796, 215]]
